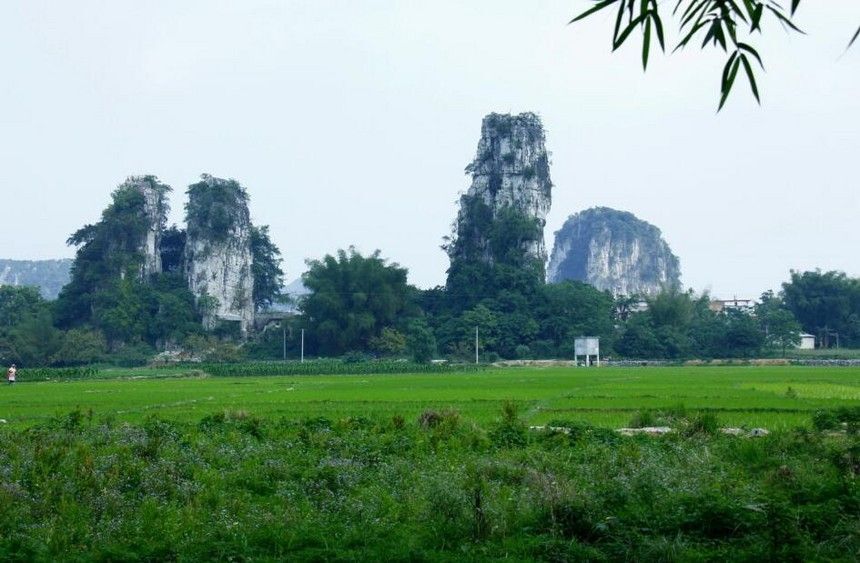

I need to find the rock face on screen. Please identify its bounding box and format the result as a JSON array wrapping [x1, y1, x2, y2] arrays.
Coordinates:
[[184, 175, 255, 334], [0, 258, 73, 299], [120, 176, 169, 279], [547, 207, 680, 296], [448, 112, 552, 267]]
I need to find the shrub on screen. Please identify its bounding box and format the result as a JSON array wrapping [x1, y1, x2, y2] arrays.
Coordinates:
[[342, 351, 371, 363], [812, 410, 839, 431], [684, 412, 720, 436], [489, 402, 527, 448], [629, 410, 657, 428]]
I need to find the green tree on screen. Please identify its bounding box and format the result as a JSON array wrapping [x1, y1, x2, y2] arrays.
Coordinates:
[[159, 225, 186, 273], [0, 311, 61, 366], [646, 287, 696, 330], [756, 290, 802, 356], [52, 328, 107, 366], [185, 175, 249, 243], [301, 248, 416, 356], [445, 199, 545, 313], [569, 1, 858, 109], [250, 225, 285, 311], [369, 327, 407, 357], [536, 281, 616, 357], [405, 318, 437, 363], [0, 286, 58, 366], [0, 286, 46, 328], [615, 288, 757, 359], [616, 313, 664, 358], [781, 270, 860, 347], [723, 309, 764, 358]]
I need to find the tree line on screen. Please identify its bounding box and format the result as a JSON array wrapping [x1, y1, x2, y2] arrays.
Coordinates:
[[2, 250, 858, 366], [1, 175, 858, 366]]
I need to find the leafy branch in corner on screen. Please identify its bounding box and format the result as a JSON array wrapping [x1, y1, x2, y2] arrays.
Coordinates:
[[570, 1, 857, 110]]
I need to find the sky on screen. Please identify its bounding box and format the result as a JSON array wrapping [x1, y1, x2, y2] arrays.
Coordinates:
[[0, 0, 857, 299]]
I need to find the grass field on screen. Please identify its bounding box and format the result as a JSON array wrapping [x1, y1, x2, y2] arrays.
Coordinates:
[[3, 364, 859, 429], [2, 364, 859, 560]]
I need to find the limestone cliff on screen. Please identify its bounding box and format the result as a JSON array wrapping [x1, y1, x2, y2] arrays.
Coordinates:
[[121, 175, 170, 278], [184, 174, 255, 334], [547, 207, 680, 296], [447, 112, 552, 269]]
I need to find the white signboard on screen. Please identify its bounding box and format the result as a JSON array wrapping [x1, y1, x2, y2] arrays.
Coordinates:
[[574, 337, 599, 357]]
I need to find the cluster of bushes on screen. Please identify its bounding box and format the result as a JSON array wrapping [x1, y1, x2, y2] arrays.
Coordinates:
[[812, 406, 860, 433], [0, 407, 856, 560]]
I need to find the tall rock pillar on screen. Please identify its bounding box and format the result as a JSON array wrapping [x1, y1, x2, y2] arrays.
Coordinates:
[[184, 174, 255, 335], [447, 112, 553, 272]]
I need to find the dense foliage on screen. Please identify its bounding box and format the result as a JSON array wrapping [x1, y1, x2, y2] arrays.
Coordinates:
[[782, 270, 860, 348], [250, 225, 285, 311], [300, 248, 419, 357], [0, 407, 856, 560], [185, 175, 250, 243]]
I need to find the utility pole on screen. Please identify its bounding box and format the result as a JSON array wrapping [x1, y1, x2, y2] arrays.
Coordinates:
[[282, 324, 286, 361], [301, 329, 305, 363], [475, 326, 479, 365]]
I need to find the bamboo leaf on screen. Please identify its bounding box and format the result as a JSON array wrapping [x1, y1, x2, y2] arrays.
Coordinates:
[[652, 10, 666, 51], [738, 42, 764, 68], [642, 17, 652, 69], [681, 0, 710, 28], [613, 0, 627, 44], [674, 19, 708, 52], [714, 20, 727, 50], [739, 53, 761, 103], [751, 4, 764, 32], [570, 0, 619, 24], [718, 52, 740, 111], [766, 6, 805, 34], [848, 24, 860, 48], [613, 13, 647, 50], [725, 0, 748, 23], [701, 23, 716, 48]]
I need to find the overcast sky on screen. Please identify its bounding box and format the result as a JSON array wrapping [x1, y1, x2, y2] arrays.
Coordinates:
[[1, 1, 857, 298]]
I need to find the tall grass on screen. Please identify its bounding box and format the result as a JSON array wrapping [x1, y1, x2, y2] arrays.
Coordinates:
[[0, 407, 856, 560]]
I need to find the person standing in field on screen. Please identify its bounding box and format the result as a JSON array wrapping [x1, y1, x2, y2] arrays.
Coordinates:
[[7, 364, 16, 385]]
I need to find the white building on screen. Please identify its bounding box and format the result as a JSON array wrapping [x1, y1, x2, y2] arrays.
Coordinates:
[[709, 297, 756, 314], [798, 333, 816, 350]]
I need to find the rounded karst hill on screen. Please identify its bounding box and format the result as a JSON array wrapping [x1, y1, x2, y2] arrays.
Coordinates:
[[547, 207, 681, 296]]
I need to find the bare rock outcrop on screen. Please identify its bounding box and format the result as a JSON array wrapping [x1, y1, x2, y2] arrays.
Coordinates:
[[548, 207, 680, 296]]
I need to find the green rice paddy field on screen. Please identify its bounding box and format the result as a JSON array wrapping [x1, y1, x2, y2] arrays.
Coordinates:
[[2, 365, 858, 429]]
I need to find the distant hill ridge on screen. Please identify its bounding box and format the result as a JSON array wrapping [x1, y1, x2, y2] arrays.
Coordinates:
[[0, 258, 73, 299]]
